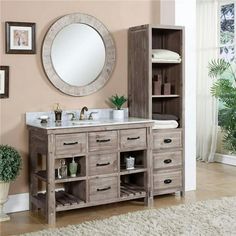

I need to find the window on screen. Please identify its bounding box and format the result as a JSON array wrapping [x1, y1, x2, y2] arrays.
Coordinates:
[[219, 2, 235, 62]]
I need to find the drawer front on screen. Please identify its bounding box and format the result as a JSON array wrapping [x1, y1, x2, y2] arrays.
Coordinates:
[[88, 131, 118, 152], [89, 176, 118, 202], [55, 133, 86, 155], [153, 151, 182, 170], [153, 130, 182, 150], [88, 153, 118, 176], [120, 128, 147, 150], [154, 170, 182, 190]]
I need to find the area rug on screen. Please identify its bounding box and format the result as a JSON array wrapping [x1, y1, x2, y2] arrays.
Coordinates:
[[21, 197, 236, 236]]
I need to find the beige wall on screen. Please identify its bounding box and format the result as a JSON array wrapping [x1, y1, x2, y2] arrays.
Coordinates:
[[0, 0, 160, 194]]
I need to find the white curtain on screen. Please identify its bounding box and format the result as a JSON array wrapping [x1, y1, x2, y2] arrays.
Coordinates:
[[196, 0, 219, 162]]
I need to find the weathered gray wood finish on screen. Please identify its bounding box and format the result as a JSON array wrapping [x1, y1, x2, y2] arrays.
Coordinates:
[[128, 25, 185, 197], [28, 121, 153, 224]]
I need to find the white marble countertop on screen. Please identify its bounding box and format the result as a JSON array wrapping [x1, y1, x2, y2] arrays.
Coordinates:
[[26, 117, 154, 130]]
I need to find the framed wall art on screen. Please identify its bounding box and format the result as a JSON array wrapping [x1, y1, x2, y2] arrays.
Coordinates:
[[5, 22, 36, 54], [0, 66, 9, 99]]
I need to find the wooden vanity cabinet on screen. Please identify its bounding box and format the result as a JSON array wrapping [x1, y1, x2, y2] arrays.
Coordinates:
[[128, 25, 185, 197], [28, 122, 153, 224]]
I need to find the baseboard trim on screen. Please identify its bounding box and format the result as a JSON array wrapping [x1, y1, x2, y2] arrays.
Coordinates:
[[215, 153, 236, 166], [3, 193, 29, 214]]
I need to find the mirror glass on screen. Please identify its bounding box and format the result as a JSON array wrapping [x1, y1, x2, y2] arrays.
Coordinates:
[[51, 23, 106, 87], [42, 13, 115, 96]]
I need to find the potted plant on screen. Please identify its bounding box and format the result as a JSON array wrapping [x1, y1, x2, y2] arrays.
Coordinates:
[[209, 58, 236, 153], [109, 94, 127, 120], [0, 145, 22, 222]]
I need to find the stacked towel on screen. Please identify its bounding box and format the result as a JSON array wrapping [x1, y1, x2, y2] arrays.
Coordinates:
[[152, 49, 181, 63], [153, 120, 179, 129], [152, 113, 179, 121]]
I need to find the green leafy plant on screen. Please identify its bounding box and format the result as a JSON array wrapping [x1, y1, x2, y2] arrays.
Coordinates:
[[0, 145, 22, 182], [208, 58, 236, 153], [109, 94, 127, 110]]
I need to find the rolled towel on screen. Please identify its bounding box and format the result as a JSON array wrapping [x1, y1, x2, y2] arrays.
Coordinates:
[[153, 120, 178, 129]]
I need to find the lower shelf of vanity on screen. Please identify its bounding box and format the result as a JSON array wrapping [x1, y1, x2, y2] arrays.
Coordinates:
[[32, 183, 146, 212]]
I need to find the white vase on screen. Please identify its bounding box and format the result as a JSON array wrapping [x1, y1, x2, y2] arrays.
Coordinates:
[[113, 109, 124, 120], [0, 181, 10, 222]]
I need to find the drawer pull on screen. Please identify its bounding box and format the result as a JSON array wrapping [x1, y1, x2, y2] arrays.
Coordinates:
[[164, 159, 172, 164], [96, 139, 111, 143], [63, 141, 78, 146], [96, 162, 110, 167], [164, 179, 172, 184], [127, 136, 140, 140], [97, 186, 111, 192], [164, 139, 172, 143]]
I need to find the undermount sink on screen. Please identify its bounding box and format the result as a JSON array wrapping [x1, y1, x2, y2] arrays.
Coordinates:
[[72, 120, 101, 125]]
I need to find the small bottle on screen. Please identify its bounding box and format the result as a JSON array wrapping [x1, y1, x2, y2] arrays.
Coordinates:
[[59, 159, 67, 178], [54, 103, 62, 122], [69, 157, 78, 178]]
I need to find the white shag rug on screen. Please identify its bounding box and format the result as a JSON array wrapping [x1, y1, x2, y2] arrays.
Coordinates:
[[21, 197, 236, 236]]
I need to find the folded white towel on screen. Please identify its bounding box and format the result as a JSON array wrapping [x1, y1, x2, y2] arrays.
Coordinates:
[[152, 49, 181, 63], [153, 120, 178, 129]]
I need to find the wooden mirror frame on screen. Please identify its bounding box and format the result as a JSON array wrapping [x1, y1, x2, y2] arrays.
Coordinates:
[[42, 13, 116, 96]]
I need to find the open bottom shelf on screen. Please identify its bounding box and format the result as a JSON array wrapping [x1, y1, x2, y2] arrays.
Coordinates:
[[33, 190, 86, 211], [120, 183, 146, 199]]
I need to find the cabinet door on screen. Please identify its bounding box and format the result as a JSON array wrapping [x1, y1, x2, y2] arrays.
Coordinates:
[[120, 128, 146, 150], [88, 131, 118, 152], [88, 153, 118, 176], [89, 176, 118, 202]]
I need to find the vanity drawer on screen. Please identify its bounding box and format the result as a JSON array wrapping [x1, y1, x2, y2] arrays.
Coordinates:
[[88, 131, 118, 152], [153, 170, 182, 190], [88, 153, 118, 176], [153, 150, 182, 170], [120, 128, 147, 150], [55, 133, 86, 155], [89, 176, 118, 202], [153, 130, 182, 150]]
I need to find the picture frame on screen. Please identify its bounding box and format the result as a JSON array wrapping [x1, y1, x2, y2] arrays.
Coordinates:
[[5, 21, 36, 54], [0, 66, 9, 99]]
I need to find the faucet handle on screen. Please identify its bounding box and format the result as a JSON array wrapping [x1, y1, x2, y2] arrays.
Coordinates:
[[88, 112, 98, 120], [66, 112, 76, 121]]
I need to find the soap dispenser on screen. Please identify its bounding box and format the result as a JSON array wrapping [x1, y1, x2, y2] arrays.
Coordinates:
[[69, 157, 78, 177], [54, 103, 62, 122]]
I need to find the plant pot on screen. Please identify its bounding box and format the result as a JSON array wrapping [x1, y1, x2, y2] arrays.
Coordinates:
[[0, 181, 10, 222], [113, 109, 124, 120]]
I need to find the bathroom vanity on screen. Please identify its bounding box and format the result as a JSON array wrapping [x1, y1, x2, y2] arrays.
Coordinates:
[[27, 117, 153, 224]]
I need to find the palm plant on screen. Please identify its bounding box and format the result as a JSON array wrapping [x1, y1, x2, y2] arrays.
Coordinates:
[[208, 58, 236, 153]]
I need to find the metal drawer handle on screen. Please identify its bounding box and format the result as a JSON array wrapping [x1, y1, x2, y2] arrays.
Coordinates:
[[164, 139, 172, 143], [97, 186, 111, 192], [96, 139, 111, 143], [164, 159, 172, 164], [164, 179, 172, 184], [96, 162, 110, 167], [127, 136, 140, 140], [63, 141, 78, 146]]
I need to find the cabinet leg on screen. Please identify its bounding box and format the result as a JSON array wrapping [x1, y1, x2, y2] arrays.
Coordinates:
[[144, 196, 153, 207], [180, 190, 185, 197]]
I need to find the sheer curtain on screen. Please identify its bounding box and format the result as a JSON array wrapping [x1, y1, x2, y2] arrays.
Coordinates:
[[196, 0, 219, 162]]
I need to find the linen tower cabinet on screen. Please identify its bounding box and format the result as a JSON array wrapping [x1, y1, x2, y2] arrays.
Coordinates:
[[128, 24, 185, 197]]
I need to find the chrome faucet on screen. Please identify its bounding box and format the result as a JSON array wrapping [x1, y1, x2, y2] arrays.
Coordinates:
[[79, 106, 88, 120]]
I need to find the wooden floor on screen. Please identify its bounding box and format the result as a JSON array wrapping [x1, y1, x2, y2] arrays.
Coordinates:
[[1, 162, 236, 236]]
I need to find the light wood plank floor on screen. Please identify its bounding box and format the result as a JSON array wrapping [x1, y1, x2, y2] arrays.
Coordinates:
[[1, 162, 236, 236]]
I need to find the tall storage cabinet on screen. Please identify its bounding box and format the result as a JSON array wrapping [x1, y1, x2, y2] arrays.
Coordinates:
[[128, 24, 185, 196]]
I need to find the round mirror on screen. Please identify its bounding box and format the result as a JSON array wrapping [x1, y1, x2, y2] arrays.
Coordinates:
[[42, 13, 115, 96]]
